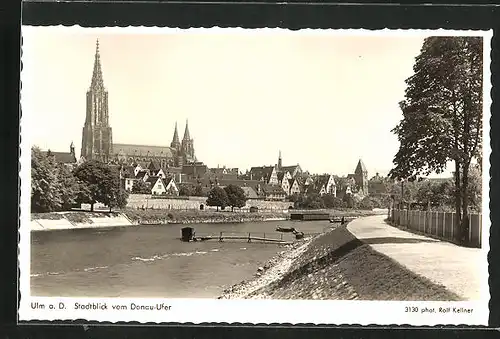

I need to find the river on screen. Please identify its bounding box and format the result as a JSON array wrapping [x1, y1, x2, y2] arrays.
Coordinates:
[[30, 220, 334, 298]]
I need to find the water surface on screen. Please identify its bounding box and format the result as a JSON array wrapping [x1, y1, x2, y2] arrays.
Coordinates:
[[31, 220, 333, 298]]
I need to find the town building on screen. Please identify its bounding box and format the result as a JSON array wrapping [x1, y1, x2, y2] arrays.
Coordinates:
[[42, 142, 78, 167]]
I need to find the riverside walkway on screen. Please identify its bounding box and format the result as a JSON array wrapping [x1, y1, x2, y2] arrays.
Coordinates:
[[347, 215, 485, 300]]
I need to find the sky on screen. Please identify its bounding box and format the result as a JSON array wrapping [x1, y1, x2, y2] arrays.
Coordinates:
[[22, 27, 446, 177]]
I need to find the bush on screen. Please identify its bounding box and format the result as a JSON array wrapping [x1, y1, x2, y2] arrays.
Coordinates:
[[358, 196, 374, 210]]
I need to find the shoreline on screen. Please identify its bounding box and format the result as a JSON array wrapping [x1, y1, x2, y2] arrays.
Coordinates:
[[220, 219, 461, 301], [30, 209, 384, 232]]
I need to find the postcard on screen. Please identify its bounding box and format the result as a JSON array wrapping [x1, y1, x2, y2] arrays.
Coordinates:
[[19, 26, 491, 325]]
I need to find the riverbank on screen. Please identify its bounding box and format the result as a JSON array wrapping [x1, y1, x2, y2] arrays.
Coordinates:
[[30, 211, 135, 231], [220, 221, 461, 301], [30, 208, 385, 232], [122, 209, 287, 225]]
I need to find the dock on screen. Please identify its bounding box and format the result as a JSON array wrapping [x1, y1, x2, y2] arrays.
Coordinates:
[[180, 227, 296, 244]]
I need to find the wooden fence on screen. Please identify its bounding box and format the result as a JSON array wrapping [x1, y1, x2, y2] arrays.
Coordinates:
[[389, 209, 482, 248]]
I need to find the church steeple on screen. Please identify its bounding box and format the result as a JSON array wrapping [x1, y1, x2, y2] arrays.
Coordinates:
[[183, 119, 191, 141], [278, 150, 282, 170], [181, 119, 195, 165], [81, 38, 113, 163], [91, 39, 104, 89], [170, 122, 181, 150]]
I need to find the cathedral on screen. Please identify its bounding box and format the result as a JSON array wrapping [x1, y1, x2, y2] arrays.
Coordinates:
[[80, 40, 197, 167]]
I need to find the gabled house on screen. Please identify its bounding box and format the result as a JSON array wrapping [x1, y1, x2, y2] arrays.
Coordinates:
[[241, 186, 259, 200], [123, 177, 140, 192], [277, 172, 291, 195], [151, 168, 167, 179], [147, 176, 179, 196], [314, 174, 337, 196], [288, 178, 301, 196], [281, 164, 302, 178], [261, 184, 287, 201], [136, 170, 149, 182], [249, 166, 279, 185]]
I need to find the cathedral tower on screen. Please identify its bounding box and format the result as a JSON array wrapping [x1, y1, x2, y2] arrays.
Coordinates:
[[81, 39, 113, 162], [181, 119, 195, 164]]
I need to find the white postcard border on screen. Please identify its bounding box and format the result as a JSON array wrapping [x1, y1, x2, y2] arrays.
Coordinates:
[[18, 27, 493, 326]]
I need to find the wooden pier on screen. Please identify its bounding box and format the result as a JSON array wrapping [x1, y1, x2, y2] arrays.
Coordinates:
[[181, 227, 293, 244]]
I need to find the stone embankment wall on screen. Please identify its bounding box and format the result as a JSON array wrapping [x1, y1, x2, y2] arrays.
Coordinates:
[[126, 194, 294, 211]]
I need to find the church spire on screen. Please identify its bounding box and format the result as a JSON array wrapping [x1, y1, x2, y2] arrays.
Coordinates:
[[183, 119, 191, 140], [171, 122, 181, 150], [91, 39, 104, 89], [278, 150, 282, 170]]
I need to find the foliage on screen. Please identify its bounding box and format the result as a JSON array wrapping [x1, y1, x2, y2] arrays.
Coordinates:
[[73, 160, 122, 211], [57, 163, 81, 210], [321, 194, 344, 209], [223, 184, 247, 211], [358, 196, 374, 210], [342, 194, 356, 209], [131, 180, 150, 194], [415, 179, 454, 209], [467, 165, 482, 212], [110, 189, 129, 210], [288, 193, 300, 203], [194, 185, 204, 197], [31, 147, 63, 212], [206, 186, 229, 211], [294, 193, 325, 209], [178, 184, 193, 197], [389, 37, 483, 244]]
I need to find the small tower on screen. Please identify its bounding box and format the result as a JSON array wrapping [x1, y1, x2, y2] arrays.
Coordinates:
[[70, 141, 75, 156], [354, 159, 368, 194], [181, 119, 195, 164], [170, 122, 181, 151], [277, 150, 282, 171]]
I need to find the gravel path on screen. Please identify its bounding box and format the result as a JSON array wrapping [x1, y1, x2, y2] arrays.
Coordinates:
[[347, 215, 485, 300]]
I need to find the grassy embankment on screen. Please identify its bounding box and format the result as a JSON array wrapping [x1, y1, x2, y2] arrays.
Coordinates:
[[234, 224, 461, 301]]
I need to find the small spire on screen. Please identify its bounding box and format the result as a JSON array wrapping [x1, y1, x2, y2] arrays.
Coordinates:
[[171, 122, 180, 148], [91, 38, 104, 88], [183, 119, 191, 140]]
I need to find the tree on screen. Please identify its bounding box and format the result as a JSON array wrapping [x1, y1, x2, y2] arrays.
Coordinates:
[[57, 163, 81, 210], [131, 179, 150, 194], [389, 37, 482, 244], [194, 185, 204, 197], [31, 147, 63, 212], [178, 184, 193, 197], [467, 165, 482, 212], [321, 194, 337, 208], [109, 188, 129, 210], [206, 186, 229, 211], [359, 196, 374, 210], [223, 184, 247, 212], [73, 160, 121, 211]]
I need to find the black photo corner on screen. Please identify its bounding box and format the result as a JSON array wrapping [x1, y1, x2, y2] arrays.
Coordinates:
[[1, 0, 500, 338]]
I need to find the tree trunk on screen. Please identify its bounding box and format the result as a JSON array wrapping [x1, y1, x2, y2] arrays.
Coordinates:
[[91, 203, 94, 212], [461, 164, 470, 245], [453, 160, 462, 243], [216, 206, 219, 211]]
